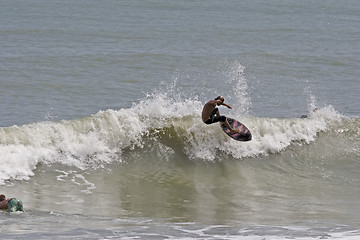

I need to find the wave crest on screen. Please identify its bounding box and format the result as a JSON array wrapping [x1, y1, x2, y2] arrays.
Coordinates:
[[0, 94, 353, 185]]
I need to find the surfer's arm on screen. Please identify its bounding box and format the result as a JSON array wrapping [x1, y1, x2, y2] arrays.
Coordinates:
[[221, 102, 232, 109]]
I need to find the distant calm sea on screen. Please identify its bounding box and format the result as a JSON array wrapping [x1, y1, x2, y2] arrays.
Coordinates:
[[1, 0, 359, 239]]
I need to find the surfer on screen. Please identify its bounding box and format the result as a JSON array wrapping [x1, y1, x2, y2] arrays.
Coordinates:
[[202, 96, 239, 133], [0, 194, 24, 212]]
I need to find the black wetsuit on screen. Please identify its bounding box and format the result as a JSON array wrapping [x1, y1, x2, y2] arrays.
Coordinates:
[[204, 108, 226, 124]]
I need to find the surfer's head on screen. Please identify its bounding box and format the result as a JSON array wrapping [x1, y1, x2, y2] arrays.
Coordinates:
[[0, 194, 5, 201], [215, 96, 224, 103]]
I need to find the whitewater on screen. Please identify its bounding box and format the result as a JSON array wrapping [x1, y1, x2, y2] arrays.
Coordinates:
[[0, 91, 354, 184], [1, 0, 360, 239]]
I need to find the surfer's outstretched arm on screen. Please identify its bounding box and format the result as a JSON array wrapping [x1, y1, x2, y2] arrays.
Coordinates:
[[220, 102, 232, 109]]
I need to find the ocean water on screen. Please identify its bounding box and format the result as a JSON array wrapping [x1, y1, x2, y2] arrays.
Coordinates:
[[1, 0, 359, 239]]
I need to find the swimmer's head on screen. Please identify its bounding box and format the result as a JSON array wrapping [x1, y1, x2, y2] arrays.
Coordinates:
[[215, 96, 224, 103]]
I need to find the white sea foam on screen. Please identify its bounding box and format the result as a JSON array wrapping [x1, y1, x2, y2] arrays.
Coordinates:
[[0, 91, 344, 185]]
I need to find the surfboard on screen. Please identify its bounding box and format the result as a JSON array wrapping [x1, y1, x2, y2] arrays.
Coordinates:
[[220, 117, 252, 141]]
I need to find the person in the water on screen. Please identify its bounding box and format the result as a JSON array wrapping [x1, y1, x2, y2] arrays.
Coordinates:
[[0, 194, 24, 212]]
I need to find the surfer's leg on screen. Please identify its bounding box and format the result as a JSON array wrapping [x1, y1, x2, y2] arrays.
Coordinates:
[[216, 116, 238, 132], [223, 118, 239, 133], [205, 108, 221, 124], [213, 115, 226, 123], [211, 108, 219, 120]]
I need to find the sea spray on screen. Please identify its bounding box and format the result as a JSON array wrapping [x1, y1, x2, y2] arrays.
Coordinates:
[[224, 60, 251, 115]]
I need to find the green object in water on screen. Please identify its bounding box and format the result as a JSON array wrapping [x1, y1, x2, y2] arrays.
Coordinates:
[[7, 198, 23, 212]]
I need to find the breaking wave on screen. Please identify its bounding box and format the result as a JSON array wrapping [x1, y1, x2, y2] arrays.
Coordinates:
[[0, 92, 357, 185], [1, 61, 358, 185]]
